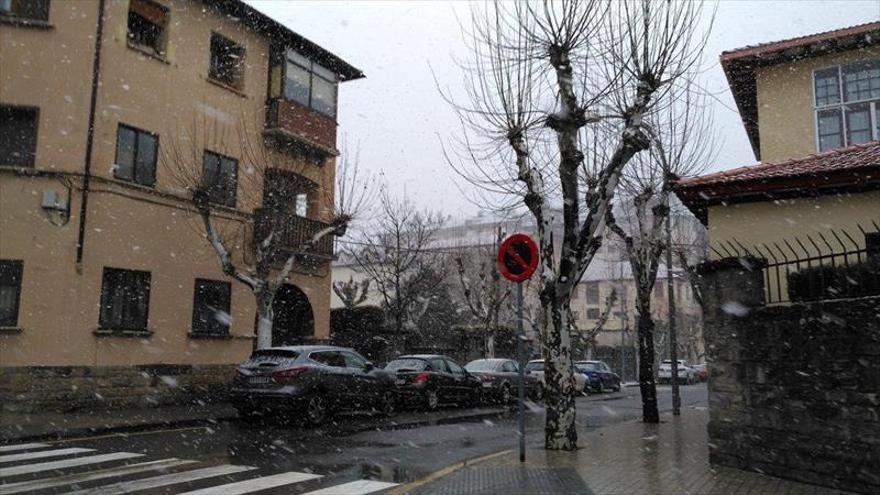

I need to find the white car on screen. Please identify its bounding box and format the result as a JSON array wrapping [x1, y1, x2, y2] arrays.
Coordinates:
[[524, 359, 587, 394], [658, 359, 698, 385]]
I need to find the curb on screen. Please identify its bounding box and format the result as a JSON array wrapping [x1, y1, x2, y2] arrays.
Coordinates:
[[387, 449, 513, 495]]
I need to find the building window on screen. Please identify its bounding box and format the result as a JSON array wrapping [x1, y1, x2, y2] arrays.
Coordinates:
[[127, 0, 167, 56], [115, 124, 157, 186], [585, 282, 599, 305], [586, 308, 600, 320], [284, 49, 338, 117], [295, 193, 308, 217], [0, 0, 50, 22], [814, 60, 880, 151], [99, 268, 151, 332], [209, 33, 245, 90], [202, 151, 237, 207], [191, 279, 231, 336], [0, 260, 23, 328], [0, 106, 38, 167]]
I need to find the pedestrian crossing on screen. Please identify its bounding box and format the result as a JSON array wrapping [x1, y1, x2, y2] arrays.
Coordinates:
[[0, 441, 400, 494]]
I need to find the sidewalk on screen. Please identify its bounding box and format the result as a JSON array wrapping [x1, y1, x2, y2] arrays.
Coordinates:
[[0, 402, 238, 442], [403, 407, 855, 495], [0, 402, 511, 443]]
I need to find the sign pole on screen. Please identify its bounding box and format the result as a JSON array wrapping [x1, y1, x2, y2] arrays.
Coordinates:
[[496, 233, 539, 465], [517, 281, 525, 463]]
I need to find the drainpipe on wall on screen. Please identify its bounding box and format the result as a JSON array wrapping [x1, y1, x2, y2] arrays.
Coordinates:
[[75, 0, 106, 271]]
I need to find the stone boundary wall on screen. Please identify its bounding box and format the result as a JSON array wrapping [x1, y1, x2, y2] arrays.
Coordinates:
[[700, 257, 880, 494], [0, 364, 236, 413]]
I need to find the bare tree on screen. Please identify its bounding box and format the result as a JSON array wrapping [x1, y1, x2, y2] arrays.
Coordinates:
[[605, 79, 716, 421], [163, 115, 373, 349], [443, 0, 710, 448], [453, 227, 513, 357], [352, 191, 445, 346]]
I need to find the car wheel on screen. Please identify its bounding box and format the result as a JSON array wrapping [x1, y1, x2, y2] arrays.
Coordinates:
[[425, 388, 440, 411], [306, 395, 328, 425], [381, 390, 396, 417], [500, 384, 511, 404]]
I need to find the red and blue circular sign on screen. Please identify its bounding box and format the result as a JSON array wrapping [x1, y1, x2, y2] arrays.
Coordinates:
[[497, 233, 540, 283]]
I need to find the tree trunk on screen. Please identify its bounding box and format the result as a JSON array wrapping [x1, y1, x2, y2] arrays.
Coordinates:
[[543, 296, 578, 450], [636, 297, 660, 423], [255, 292, 274, 350]]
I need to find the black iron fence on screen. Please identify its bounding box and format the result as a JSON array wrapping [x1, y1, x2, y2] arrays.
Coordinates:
[[710, 222, 880, 304]]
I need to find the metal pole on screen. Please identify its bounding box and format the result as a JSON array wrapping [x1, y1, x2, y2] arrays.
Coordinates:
[[517, 282, 525, 463], [666, 198, 681, 416]]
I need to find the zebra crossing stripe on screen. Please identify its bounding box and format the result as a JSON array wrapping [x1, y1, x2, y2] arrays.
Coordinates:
[[65, 464, 256, 495], [0, 447, 95, 464], [0, 443, 50, 453], [0, 458, 196, 494], [177, 470, 323, 495], [0, 452, 145, 478], [300, 479, 399, 495]]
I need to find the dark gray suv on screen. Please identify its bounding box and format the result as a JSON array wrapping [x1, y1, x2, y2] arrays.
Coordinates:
[[230, 345, 396, 424]]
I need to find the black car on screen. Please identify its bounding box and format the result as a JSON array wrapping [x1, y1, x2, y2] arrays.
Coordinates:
[[385, 354, 481, 410], [574, 360, 621, 392], [230, 345, 396, 425], [464, 358, 543, 403]]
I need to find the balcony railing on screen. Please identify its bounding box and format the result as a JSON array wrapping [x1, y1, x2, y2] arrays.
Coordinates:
[[265, 98, 338, 158], [252, 208, 334, 259]]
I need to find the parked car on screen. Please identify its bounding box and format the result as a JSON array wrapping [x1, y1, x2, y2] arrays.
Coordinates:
[[385, 354, 481, 410], [575, 360, 621, 393], [691, 363, 709, 382], [230, 345, 396, 425], [523, 359, 587, 394], [658, 360, 698, 385], [464, 358, 543, 403]]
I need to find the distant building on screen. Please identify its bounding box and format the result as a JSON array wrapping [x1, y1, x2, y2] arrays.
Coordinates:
[[0, 0, 361, 411]]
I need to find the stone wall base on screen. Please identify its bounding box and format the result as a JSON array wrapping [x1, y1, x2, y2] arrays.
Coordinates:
[[0, 364, 236, 413]]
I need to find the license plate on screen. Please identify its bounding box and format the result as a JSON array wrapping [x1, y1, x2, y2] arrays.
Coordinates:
[[249, 376, 271, 385], [395, 378, 406, 385]]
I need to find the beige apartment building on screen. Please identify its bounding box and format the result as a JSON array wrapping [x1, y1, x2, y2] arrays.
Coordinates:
[[676, 23, 880, 263], [0, 0, 362, 411]]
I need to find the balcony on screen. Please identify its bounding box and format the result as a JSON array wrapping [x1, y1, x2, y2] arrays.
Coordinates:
[[264, 98, 338, 159], [252, 208, 334, 259]]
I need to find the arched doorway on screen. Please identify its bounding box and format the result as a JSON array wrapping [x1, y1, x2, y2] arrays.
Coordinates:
[[272, 284, 314, 346]]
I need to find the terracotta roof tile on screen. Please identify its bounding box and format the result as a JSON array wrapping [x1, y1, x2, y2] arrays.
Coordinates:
[[720, 21, 880, 61], [677, 140, 880, 189]]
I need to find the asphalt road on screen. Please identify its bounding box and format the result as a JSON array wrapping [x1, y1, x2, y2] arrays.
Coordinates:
[[1, 384, 707, 494]]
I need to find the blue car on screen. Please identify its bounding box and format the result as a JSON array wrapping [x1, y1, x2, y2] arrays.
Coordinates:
[[574, 362, 603, 393], [575, 360, 622, 393]]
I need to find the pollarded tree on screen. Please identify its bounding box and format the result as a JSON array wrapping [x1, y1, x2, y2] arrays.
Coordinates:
[[443, 0, 711, 448], [453, 227, 512, 358], [164, 118, 374, 349], [605, 81, 715, 421]]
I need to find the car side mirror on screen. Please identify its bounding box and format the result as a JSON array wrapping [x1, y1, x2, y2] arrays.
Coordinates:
[[363, 362, 374, 372]]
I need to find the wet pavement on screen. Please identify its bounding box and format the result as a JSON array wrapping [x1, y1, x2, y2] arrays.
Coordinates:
[[0, 385, 707, 493], [405, 398, 857, 494]]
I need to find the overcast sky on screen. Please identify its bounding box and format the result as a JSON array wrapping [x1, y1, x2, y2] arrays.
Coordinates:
[[249, 1, 879, 220]]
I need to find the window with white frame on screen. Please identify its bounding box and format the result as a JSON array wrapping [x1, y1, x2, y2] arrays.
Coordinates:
[[813, 60, 880, 152]]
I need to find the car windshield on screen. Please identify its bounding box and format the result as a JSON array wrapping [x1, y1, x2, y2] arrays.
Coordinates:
[[525, 362, 544, 372], [576, 363, 598, 371], [465, 360, 498, 372], [242, 350, 300, 368], [385, 358, 427, 372]]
